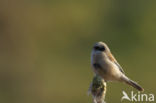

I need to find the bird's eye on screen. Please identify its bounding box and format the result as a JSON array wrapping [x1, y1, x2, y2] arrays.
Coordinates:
[[99, 47, 105, 51], [94, 46, 105, 51], [94, 46, 100, 50]]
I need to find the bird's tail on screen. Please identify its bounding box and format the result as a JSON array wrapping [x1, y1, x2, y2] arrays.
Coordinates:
[[121, 75, 144, 92]]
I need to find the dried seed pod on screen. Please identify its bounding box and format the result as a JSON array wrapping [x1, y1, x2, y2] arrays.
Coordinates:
[[88, 75, 107, 103]]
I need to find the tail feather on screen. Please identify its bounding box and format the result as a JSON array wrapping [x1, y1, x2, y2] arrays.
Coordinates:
[[121, 75, 144, 92], [126, 79, 144, 91]]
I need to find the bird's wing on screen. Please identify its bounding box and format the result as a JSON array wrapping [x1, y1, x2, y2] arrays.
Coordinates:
[[108, 53, 125, 74], [114, 61, 125, 74]]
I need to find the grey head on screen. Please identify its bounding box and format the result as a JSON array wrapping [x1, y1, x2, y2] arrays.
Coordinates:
[[93, 42, 110, 52]]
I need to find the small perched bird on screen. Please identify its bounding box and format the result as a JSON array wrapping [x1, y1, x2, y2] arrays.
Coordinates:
[[91, 41, 144, 91], [88, 75, 106, 103]]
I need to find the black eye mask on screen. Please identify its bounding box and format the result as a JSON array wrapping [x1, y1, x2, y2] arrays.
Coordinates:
[[94, 46, 105, 51]]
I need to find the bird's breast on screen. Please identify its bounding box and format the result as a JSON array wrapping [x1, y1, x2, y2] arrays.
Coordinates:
[[91, 52, 122, 81]]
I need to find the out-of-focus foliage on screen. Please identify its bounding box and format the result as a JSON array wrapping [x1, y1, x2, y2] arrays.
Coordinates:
[[0, 0, 156, 103]]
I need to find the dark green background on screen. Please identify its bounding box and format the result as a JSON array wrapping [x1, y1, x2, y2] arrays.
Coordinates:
[[0, 0, 156, 103]]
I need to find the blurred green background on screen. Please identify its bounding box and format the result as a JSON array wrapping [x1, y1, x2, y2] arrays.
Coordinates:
[[0, 0, 156, 103]]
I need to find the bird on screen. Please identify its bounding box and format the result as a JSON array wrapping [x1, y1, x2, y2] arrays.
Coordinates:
[[91, 41, 144, 91]]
